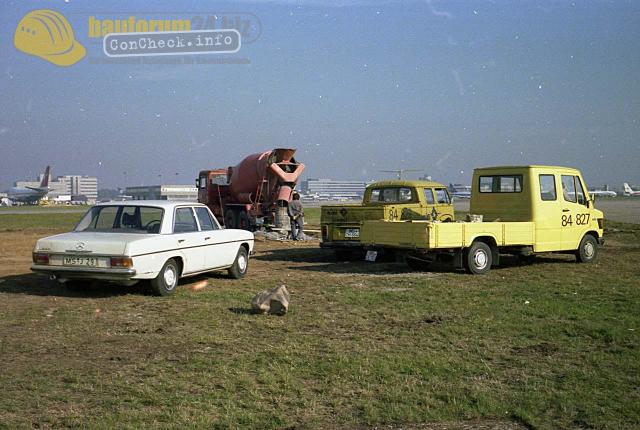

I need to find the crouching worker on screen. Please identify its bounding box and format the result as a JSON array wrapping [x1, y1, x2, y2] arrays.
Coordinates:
[[288, 193, 305, 241]]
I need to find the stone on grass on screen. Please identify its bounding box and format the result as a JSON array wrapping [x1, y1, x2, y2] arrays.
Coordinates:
[[251, 285, 290, 315]]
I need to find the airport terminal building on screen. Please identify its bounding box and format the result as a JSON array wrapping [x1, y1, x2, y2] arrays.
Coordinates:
[[300, 178, 369, 200], [125, 185, 198, 201]]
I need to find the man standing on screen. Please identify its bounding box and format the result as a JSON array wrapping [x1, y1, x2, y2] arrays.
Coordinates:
[[287, 192, 304, 240]]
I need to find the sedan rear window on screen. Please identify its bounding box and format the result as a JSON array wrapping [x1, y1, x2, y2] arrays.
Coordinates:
[[76, 206, 164, 233]]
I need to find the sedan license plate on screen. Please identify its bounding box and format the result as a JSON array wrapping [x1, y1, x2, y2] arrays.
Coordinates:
[[344, 228, 360, 239], [63, 256, 98, 267]]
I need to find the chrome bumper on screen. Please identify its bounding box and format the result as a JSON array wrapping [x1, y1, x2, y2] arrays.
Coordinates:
[[31, 265, 136, 280]]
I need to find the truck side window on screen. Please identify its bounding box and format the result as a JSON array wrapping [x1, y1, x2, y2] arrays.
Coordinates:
[[575, 176, 587, 205], [424, 189, 435, 204], [435, 189, 451, 204], [398, 188, 413, 202], [539, 175, 557, 201], [562, 175, 577, 203], [369, 189, 381, 202], [199, 176, 207, 189], [479, 175, 523, 193]]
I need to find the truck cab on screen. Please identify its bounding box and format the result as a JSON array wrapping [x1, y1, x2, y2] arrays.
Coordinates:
[[321, 180, 455, 254], [360, 166, 604, 274], [471, 166, 604, 253]]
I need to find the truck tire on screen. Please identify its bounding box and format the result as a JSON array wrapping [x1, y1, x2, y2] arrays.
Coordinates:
[[228, 246, 249, 279], [224, 210, 237, 229], [151, 259, 179, 296], [237, 211, 251, 230], [464, 242, 492, 274], [576, 234, 598, 263]]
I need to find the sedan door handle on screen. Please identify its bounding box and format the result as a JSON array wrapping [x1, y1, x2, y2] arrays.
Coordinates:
[[562, 209, 570, 212], [204, 237, 211, 240], [178, 239, 185, 243]]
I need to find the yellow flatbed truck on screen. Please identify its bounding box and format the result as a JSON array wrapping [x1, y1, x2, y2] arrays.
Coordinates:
[[321, 180, 455, 258], [360, 166, 605, 274]]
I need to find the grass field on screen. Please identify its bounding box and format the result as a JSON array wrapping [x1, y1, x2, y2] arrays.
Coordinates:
[[0, 207, 638, 429]]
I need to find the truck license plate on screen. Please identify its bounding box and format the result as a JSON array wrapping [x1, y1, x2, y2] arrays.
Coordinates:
[[63, 256, 98, 267], [344, 228, 360, 238]]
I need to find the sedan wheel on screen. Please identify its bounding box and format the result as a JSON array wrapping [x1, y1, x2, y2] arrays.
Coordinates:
[[151, 259, 179, 296], [228, 247, 249, 279]]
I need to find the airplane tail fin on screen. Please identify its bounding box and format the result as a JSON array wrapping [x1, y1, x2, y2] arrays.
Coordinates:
[[623, 183, 633, 194], [39, 166, 50, 188]]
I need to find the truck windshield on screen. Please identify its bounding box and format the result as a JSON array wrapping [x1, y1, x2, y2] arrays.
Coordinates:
[[75, 206, 164, 234]]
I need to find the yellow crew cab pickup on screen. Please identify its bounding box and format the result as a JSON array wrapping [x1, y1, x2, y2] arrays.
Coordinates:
[[360, 166, 604, 274], [321, 180, 455, 257]]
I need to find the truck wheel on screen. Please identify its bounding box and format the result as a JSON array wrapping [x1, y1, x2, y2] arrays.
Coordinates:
[[151, 259, 179, 296], [228, 247, 249, 279], [464, 242, 492, 274], [237, 211, 251, 230], [576, 235, 598, 263], [224, 210, 237, 229]]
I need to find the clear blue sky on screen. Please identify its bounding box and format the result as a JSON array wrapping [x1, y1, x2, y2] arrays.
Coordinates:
[[1, 0, 639, 190]]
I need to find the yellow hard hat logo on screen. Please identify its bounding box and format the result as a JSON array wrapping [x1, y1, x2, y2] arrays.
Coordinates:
[[14, 9, 86, 67]]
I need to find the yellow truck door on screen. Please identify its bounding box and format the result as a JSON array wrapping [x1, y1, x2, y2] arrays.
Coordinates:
[[559, 174, 592, 250], [433, 188, 454, 221], [534, 173, 564, 252]]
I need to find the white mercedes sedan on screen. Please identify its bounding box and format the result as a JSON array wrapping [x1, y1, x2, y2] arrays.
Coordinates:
[[31, 201, 254, 295]]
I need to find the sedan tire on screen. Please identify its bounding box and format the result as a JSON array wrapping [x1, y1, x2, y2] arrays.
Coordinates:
[[228, 247, 249, 279], [151, 259, 179, 296]]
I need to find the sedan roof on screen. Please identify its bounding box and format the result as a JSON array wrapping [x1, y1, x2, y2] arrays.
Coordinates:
[[95, 200, 206, 209]]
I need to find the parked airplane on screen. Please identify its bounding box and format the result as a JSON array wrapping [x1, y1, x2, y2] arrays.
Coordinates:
[[623, 183, 640, 197], [7, 166, 51, 204], [589, 189, 617, 198]]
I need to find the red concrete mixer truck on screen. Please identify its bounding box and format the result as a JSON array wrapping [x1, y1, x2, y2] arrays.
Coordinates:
[[196, 148, 305, 230]]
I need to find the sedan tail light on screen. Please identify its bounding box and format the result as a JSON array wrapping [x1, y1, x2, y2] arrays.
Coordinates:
[[32, 252, 49, 265], [110, 257, 133, 268]]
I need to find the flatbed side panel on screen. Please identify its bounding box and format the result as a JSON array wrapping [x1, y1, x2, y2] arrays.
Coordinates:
[[430, 222, 535, 249], [501, 222, 536, 245], [360, 220, 428, 248], [429, 223, 465, 248], [362, 221, 536, 250]]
